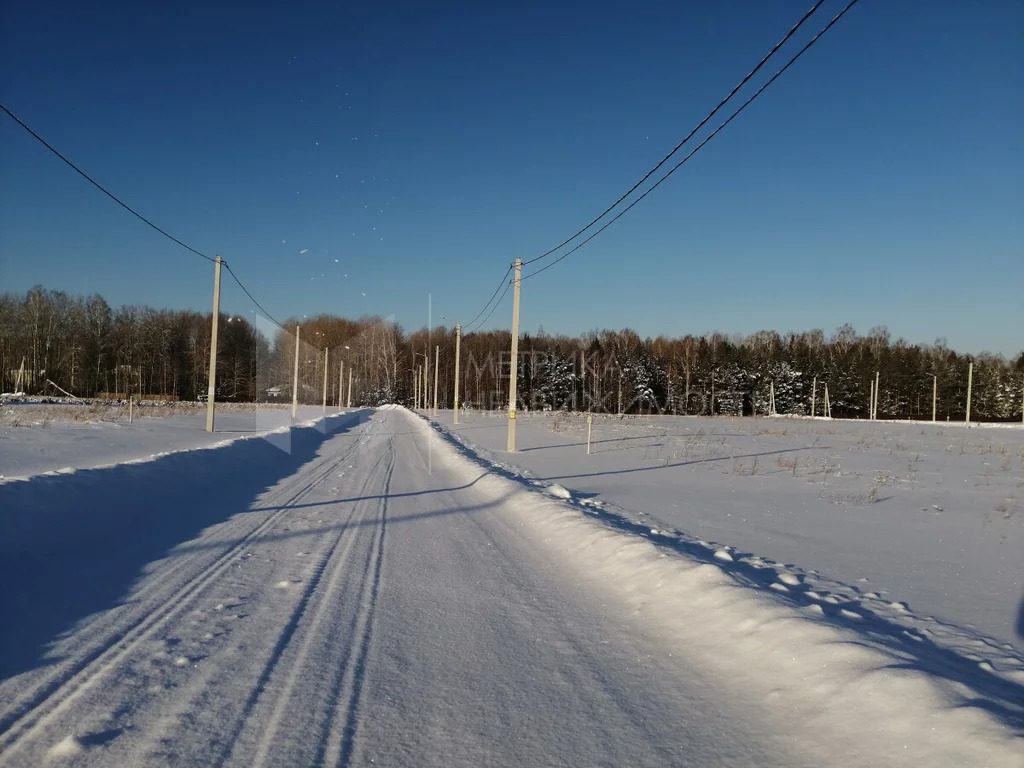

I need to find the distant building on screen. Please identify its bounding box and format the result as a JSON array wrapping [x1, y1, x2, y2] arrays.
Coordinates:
[[265, 385, 288, 400]]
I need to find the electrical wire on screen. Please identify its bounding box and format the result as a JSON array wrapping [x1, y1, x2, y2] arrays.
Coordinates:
[[466, 278, 512, 333], [520, 0, 828, 268], [222, 262, 291, 333], [0, 103, 316, 346], [0, 103, 217, 264], [522, 0, 861, 282], [463, 264, 513, 332]]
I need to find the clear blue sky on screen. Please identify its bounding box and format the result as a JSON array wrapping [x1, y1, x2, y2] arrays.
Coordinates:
[[1, 1, 1021, 356]]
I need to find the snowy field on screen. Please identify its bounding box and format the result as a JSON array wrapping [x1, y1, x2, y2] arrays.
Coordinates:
[[0, 405, 1021, 765], [0, 403, 331, 481], [437, 410, 1024, 654]]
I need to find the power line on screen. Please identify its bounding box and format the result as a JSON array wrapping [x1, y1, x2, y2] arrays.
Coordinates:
[[463, 264, 513, 332], [222, 262, 290, 334], [522, 0, 861, 282], [520, 0, 828, 269], [0, 103, 217, 265], [466, 278, 512, 334], [1, 103, 314, 346]]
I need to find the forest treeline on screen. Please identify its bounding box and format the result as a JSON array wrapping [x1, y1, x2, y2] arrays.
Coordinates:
[[3, 287, 1023, 421]]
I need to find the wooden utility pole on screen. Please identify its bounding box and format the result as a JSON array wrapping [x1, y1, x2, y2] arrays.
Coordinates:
[[507, 259, 521, 451], [205, 256, 222, 432], [339, 360, 344, 408], [453, 324, 461, 423], [347, 367, 353, 408], [932, 375, 937, 422], [966, 362, 973, 423], [292, 325, 301, 419]]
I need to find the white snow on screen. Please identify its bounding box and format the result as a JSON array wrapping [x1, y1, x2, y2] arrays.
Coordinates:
[[0, 405, 337, 481], [45, 734, 83, 759], [437, 409, 1024, 653], [0, 406, 1021, 766], [545, 483, 572, 499]]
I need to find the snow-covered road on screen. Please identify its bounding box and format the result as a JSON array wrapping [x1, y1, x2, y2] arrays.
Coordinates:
[[1, 407, 1020, 766]]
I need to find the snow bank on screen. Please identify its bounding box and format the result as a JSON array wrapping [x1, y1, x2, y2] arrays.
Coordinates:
[[409, 409, 1024, 767], [0, 410, 369, 682], [0, 408, 344, 483]]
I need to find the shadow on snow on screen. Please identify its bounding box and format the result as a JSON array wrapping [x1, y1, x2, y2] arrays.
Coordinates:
[[0, 410, 373, 684], [422, 414, 1024, 732]]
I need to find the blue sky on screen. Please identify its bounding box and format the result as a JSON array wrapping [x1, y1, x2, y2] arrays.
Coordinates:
[[1, 1, 1021, 356]]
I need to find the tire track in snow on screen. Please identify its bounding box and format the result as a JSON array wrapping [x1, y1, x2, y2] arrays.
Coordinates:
[[235, 426, 395, 767], [0, 420, 368, 763], [317, 430, 394, 768], [127, 413, 392, 766]]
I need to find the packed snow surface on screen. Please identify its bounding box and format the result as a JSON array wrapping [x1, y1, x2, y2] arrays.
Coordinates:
[[0, 407, 1021, 766], [437, 409, 1024, 653]]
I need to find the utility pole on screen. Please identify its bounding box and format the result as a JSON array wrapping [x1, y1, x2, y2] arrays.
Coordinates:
[[932, 374, 937, 422], [414, 365, 420, 409], [507, 259, 521, 452], [205, 256, 223, 432], [965, 362, 973, 423], [424, 347, 430, 413], [347, 367, 353, 408], [811, 376, 817, 418], [322, 347, 329, 414], [581, 350, 586, 413], [433, 345, 439, 417], [292, 325, 301, 420], [339, 360, 344, 408], [453, 324, 461, 424], [874, 371, 880, 420]]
